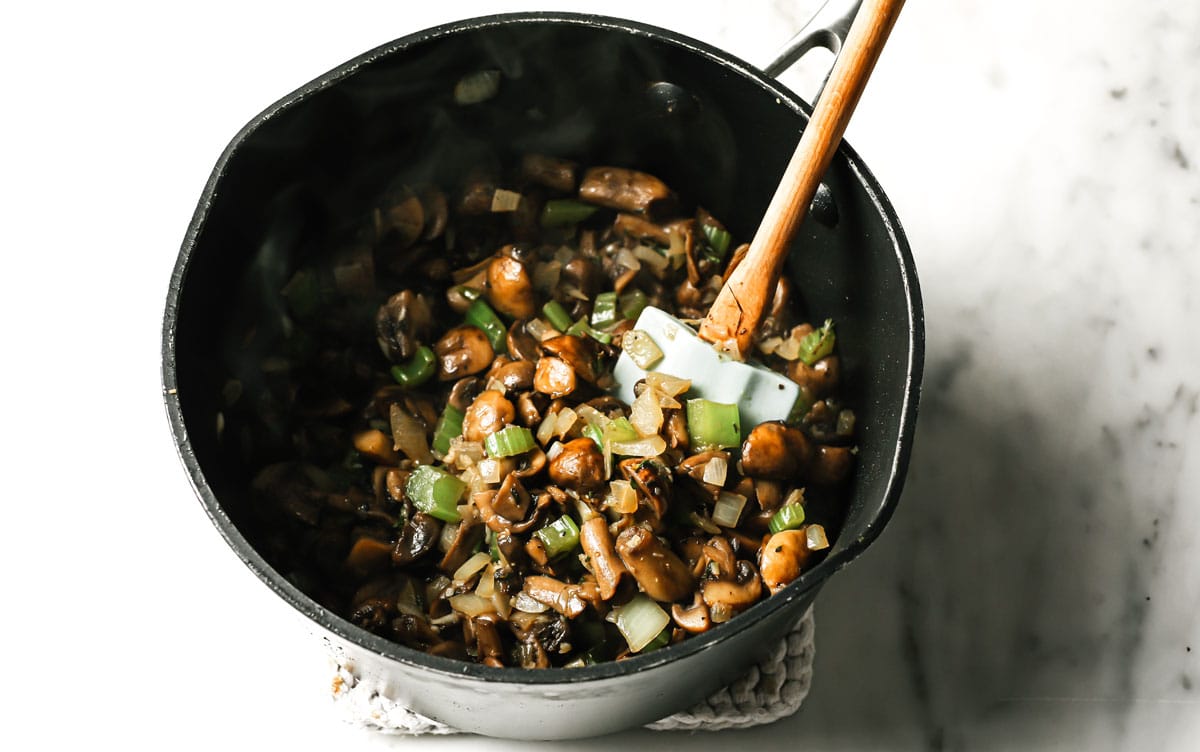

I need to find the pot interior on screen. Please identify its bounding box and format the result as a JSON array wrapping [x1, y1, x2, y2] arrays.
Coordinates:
[[167, 14, 921, 668]]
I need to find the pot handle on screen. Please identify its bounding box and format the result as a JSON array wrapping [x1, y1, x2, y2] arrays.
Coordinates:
[[764, 0, 862, 86]]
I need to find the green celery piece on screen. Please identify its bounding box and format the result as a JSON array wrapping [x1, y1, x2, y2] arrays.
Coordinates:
[[797, 319, 835, 365], [484, 425, 536, 457], [405, 466, 466, 523], [465, 299, 508, 354], [590, 291, 619, 329], [768, 503, 806, 534], [540, 199, 599, 227], [431, 404, 465, 455], [534, 515, 581, 558], [542, 299, 573, 332], [582, 423, 604, 449], [389, 345, 436, 389], [685, 399, 741, 451], [618, 288, 648, 321], [700, 224, 732, 261], [606, 417, 638, 443]]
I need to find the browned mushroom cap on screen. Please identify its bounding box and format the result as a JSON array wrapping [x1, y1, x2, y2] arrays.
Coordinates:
[[788, 356, 839, 399], [580, 517, 626, 600], [618, 457, 672, 521], [578, 166, 674, 215], [439, 516, 486, 574], [488, 359, 536, 394], [615, 525, 695, 603], [392, 512, 441, 565], [516, 391, 549, 426], [759, 529, 811, 594], [548, 438, 606, 492], [541, 335, 598, 383], [375, 290, 434, 362], [534, 356, 577, 399], [808, 444, 854, 485], [492, 472, 532, 521], [461, 390, 515, 443], [520, 153, 577, 193], [613, 212, 671, 246], [671, 593, 712, 634], [486, 254, 536, 319], [740, 421, 813, 480], [472, 614, 506, 667], [701, 559, 763, 611], [506, 318, 543, 362], [523, 575, 589, 618], [447, 376, 485, 412], [345, 536, 393, 577], [702, 536, 737, 580], [435, 325, 494, 380]]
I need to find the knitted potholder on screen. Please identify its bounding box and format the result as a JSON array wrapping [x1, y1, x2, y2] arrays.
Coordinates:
[[329, 606, 814, 734]]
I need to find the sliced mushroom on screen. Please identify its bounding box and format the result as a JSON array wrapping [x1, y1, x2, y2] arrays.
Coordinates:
[[739, 421, 812, 480], [434, 325, 494, 380], [392, 512, 441, 565], [560, 256, 604, 300], [516, 390, 549, 426], [520, 153, 577, 192], [345, 536, 393, 577], [492, 473, 532, 521], [613, 212, 671, 245], [488, 359, 535, 394], [439, 516, 486, 574], [461, 390, 515, 442], [759, 529, 811, 594], [701, 559, 763, 611], [418, 187, 449, 241], [506, 318, 543, 362], [619, 457, 673, 521], [808, 444, 854, 485], [376, 187, 425, 248], [615, 525, 694, 603], [375, 290, 433, 363], [542, 334, 598, 383], [447, 376, 484, 412], [534, 356, 577, 399], [548, 438, 606, 492], [472, 614, 506, 667], [579, 517, 626, 600], [523, 575, 589, 618], [486, 254, 536, 319], [671, 593, 712, 634], [788, 355, 839, 399], [353, 428, 399, 465], [578, 166, 674, 215]]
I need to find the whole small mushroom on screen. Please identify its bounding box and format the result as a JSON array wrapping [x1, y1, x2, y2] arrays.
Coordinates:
[[486, 255, 536, 319], [375, 290, 433, 362], [740, 421, 812, 480], [434, 325, 494, 381], [759, 529, 811, 594], [547, 438, 606, 492], [461, 390, 515, 443]]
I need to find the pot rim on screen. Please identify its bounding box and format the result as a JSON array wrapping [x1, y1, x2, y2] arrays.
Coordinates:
[[161, 10, 924, 687]]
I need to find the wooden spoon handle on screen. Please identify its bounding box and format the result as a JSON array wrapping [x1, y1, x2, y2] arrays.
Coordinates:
[[698, 0, 905, 357]]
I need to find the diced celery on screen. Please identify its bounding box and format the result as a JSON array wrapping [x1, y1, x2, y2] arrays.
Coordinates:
[[768, 503, 807, 534], [797, 319, 835, 365], [542, 299, 573, 332], [534, 515, 581, 559], [389, 345, 436, 389], [465, 299, 508, 353], [700, 224, 732, 261], [618, 288, 648, 321], [685, 399, 741, 451], [484, 425, 536, 457], [431, 404, 465, 455], [406, 466, 467, 523], [540, 199, 598, 227], [591, 291, 619, 329]]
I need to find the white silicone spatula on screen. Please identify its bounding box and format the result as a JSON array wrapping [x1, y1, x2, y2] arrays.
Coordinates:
[[612, 0, 905, 429]]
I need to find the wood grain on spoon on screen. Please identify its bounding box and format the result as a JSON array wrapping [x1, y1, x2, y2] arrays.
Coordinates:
[[698, 0, 905, 358]]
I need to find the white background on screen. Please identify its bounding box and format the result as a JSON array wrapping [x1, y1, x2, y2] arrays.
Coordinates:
[[2, 1, 1197, 750]]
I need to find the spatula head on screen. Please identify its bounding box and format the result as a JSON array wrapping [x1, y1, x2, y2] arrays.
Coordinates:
[[611, 307, 800, 434]]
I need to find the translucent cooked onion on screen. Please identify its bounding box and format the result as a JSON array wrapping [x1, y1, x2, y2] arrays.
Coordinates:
[[806, 524, 830, 551], [475, 564, 496, 597], [537, 411, 558, 445], [633, 244, 669, 275], [702, 455, 729, 486], [513, 591, 549, 614], [449, 593, 496, 617], [453, 551, 492, 584], [390, 404, 435, 464], [711, 491, 747, 528], [554, 407, 578, 438], [611, 435, 666, 457], [629, 388, 663, 437], [491, 188, 522, 212], [454, 69, 501, 104], [439, 522, 460, 553], [645, 372, 690, 396], [477, 458, 502, 485], [546, 440, 564, 460], [608, 480, 638, 514], [609, 594, 670, 653]]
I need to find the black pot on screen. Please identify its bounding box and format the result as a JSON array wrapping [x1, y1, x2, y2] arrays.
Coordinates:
[[162, 12, 923, 740]]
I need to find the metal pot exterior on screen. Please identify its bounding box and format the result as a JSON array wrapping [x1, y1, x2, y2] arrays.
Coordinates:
[[163, 13, 922, 739]]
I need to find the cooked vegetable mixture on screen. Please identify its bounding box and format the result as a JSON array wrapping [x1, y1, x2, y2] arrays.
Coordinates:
[[242, 156, 856, 667]]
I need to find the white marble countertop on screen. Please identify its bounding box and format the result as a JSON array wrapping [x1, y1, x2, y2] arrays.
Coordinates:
[[2, 0, 1197, 749]]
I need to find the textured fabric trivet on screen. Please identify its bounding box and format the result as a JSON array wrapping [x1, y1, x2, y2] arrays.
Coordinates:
[[328, 606, 814, 734]]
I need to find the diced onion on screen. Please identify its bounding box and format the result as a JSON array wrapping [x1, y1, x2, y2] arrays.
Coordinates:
[[610, 594, 670, 653], [492, 590, 513, 619], [526, 317, 553, 342], [622, 329, 663, 370], [608, 480, 638, 514], [454, 69, 501, 105], [702, 455, 728, 486], [629, 388, 664, 437], [513, 591, 550, 614], [758, 336, 784, 355], [449, 593, 496, 617], [438, 522, 460, 553], [547, 441, 564, 461], [554, 407, 578, 438], [775, 333, 803, 361], [475, 564, 496, 597], [712, 491, 747, 528], [688, 511, 722, 534], [614, 248, 642, 273], [490, 188, 522, 212], [645, 372, 690, 396], [806, 524, 830, 551], [632, 244, 670, 275], [390, 404, 435, 464], [477, 458, 502, 485], [452, 551, 492, 584], [537, 411, 558, 445], [783, 488, 805, 507], [611, 435, 667, 457]]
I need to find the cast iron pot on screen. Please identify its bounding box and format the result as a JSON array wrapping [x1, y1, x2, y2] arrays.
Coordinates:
[[162, 9, 923, 740]]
